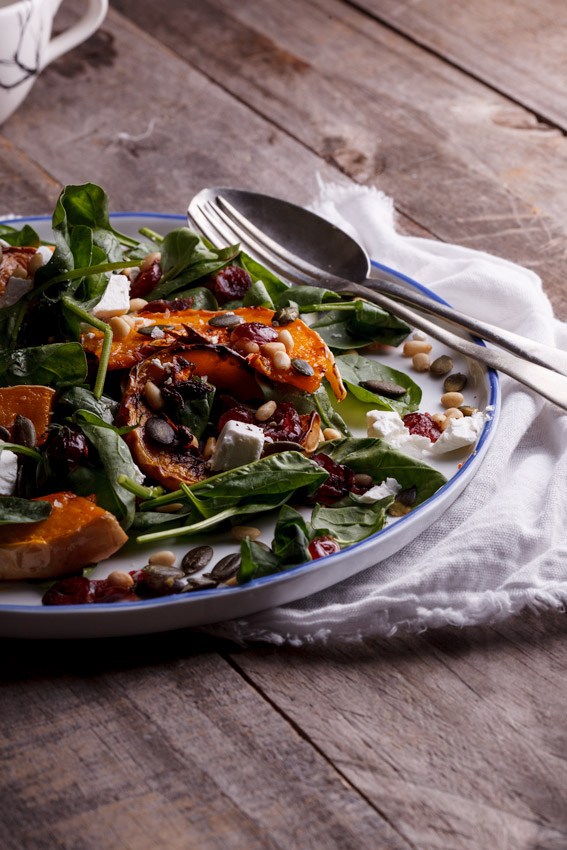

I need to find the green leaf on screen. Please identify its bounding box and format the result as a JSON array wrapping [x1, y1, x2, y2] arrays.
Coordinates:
[[0, 342, 87, 389], [174, 380, 215, 439], [276, 285, 340, 308], [272, 505, 312, 566], [171, 285, 218, 310], [238, 537, 280, 583], [58, 386, 118, 424], [243, 279, 275, 308], [0, 496, 52, 525], [256, 375, 349, 436], [311, 494, 393, 545], [336, 353, 421, 415], [0, 223, 40, 248], [319, 437, 447, 506], [239, 253, 291, 301]]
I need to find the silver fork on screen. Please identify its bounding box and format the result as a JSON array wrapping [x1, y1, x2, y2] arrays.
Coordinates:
[[188, 195, 567, 412]]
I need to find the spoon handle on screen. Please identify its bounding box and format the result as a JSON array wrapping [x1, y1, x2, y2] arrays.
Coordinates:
[[345, 282, 567, 412]]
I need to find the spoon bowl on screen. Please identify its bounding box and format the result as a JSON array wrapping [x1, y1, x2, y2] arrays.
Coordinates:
[[188, 186, 371, 284]]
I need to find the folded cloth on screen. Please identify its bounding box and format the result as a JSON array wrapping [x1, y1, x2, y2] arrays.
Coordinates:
[[207, 181, 567, 645]]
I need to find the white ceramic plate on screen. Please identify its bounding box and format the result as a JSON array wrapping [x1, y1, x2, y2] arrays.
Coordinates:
[[0, 214, 500, 638]]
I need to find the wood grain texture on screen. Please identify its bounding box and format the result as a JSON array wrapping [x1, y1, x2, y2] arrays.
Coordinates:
[[354, 0, 567, 129], [229, 608, 567, 850], [0, 138, 61, 215], [112, 0, 567, 316], [0, 634, 411, 850]]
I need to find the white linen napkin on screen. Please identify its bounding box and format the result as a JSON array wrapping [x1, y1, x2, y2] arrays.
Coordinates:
[[208, 181, 567, 645]]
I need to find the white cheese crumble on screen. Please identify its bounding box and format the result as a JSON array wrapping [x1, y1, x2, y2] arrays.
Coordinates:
[[0, 450, 18, 496], [0, 238, 10, 248], [367, 408, 487, 458], [358, 478, 401, 503], [91, 273, 130, 320], [35, 245, 54, 265], [428, 411, 487, 455], [0, 275, 32, 308], [210, 420, 264, 472]]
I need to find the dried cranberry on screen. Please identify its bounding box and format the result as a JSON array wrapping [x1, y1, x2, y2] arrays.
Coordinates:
[[92, 580, 138, 604], [263, 402, 302, 442], [42, 425, 89, 476], [230, 321, 279, 346], [130, 261, 162, 299], [403, 412, 441, 443], [309, 453, 356, 504], [308, 535, 341, 560], [42, 576, 94, 605], [143, 297, 194, 313], [213, 266, 252, 303], [218, 407, 257, 431]]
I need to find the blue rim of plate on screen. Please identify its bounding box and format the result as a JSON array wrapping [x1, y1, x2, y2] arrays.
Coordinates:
[[0, 213, 500, 615]]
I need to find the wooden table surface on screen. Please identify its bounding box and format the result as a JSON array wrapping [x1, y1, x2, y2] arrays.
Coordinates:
[[2, 2, 567, 848]]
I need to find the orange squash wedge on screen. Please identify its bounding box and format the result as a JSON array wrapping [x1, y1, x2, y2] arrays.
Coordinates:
[[0, 246, 36, 297], [0, 385, 55, 445], [0, 492, 128, 581]]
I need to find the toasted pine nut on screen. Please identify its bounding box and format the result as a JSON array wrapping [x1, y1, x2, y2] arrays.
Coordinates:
[[144, 380, 165, 410], [231, 525, 261, 541], [106, 571, 134, 589], [323, 427, 342, 440], [354, 473, 373, 487], [345, 349, 359, 356], [255, 400, 277, 422], [129, 297, 148, 312], [140, 251, 161, 272], [12, 264, 28, 279], [203, 437, 217, 460], [441, 391, 464, 408], [278, 329, 294, 352], [261, 341, 286, 357], [224, 576, 239, 586], [156, 503, 185, 513], [237, 340, 260, 355], [431, 413, 446, 427], [191, 436, 199, 448], [444, 407, 464, 420], [403, 340, 432, 357], [388, 502, 411, 517], [440, 417, 452, 431], [412, 352, 430, 372], [148, 550, 176, 566], [273, 351, 291, 371], [110, 316, 132, 340], [28, 252, 45, 276]]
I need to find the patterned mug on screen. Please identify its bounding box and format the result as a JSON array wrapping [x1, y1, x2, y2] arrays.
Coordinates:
[[0, 0, 108, 125]]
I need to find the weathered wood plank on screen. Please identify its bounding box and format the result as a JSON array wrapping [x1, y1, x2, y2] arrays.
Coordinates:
[[0, 138, 61, 214], [0, 635, 411, 850], [229, 608, 567, 850], [112, 0, 567, 316], [354, 0, 567, 129]]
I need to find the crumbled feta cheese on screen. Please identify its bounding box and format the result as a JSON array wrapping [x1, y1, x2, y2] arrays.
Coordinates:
[[358, 478, 401, 503], [429, 411, 487, 454], [132, 462, 146, 485], [86, 332, 96, 339], [91, 273, 130, 320], [366, 409, 431, 458], [0, 275, 32, 308], [210, 420, 264, 472], [0, 451, 18, 496], [0, 238, 10, 248], [35, 245, 54, 265], [412, 330, 426, 340]]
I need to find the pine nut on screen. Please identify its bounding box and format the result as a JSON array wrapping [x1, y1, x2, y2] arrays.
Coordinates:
[[140, 251, 161, 272], [203, 437, 217, 460], [106, 571, 134, 589], [431, 413, 446, 427], [323, 427, 342, 440], [403, 340, 432, 357], [441, 391, 464, 408], [12, 264, 28, 279], [255, 400, 277, 421], [261, 341, 286, 356], [237, 340, 260, 355], [440, 417, 452, 431], [28, 252, 45, 276], [191, 436, 199, 448], [156, 503, 185, 513], [412, 352, 430, 372], [273, 351, 291, 371], [278, 329, 294, 352], [231, 525, 261, 541], [110, 315, 132, 340], [224, 576, 239, 586], [148, 550, 176, 566], [444, 407, 464, 420], [412, 330, 427, 340], [129, 298, 148, 312], [388, 502, 411, 517], [354, 473, 373, 487], [144, 380, 165, 410]]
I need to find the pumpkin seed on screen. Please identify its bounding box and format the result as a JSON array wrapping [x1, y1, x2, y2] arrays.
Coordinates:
[[443, 373, 468, 393], [272, 306, 299, 326], [0, 425, 10, 441], [290, 357, 315, 377], [145, 416, 175, 446], [387, 501, 411, 517], [181, 576, 219, 592], [207, 552, 241, 582], [359, 379, 406, 398], [136, 324, 173, 337], [181, 545, 214, 576], [430, 355, 453, 377], [139, 563, 185, 595], [459, 405, 477, 417], [397, 485, 417, 507], [208, 313, 243, 328], [13, 415, 36, 448], [263, 440, 305, 456]]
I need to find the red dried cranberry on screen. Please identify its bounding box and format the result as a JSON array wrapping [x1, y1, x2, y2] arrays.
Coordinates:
[[213, 266, 252, 303], [263, 402, 302, 442], [403, 412, 441, 443], [42, 576, 94, 605], [218, 407, 257, 431], [92, 580, 138, 604], [230, 321, 279, 346], [42, 425, 89, 477], [309, 453, 356, 504], [130, 261, 162, 299], [143, 297, 194, 313], [308, 535, 341, 560]]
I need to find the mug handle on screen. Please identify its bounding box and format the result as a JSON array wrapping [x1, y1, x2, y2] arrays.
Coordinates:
[[43, 0, 109, 67]]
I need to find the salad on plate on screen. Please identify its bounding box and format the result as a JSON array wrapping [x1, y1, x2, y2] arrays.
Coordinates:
[[0, 183, 489, 607]]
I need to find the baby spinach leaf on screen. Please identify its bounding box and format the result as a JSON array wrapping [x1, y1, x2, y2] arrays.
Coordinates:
[[276, 285, 340, 308], [58, 387, 118, 424], [238, 537, 280, 583], [171, 285, 218, 310], [319, 437, 447, 506], [0, 223, 40, 247], [242, 279, 275, 308], [239, 253, 291, 302], [175, 380, 215, 439], [0, 342, 87, 389], [311, 494, 393, 545], [0, 496, 52, 525], [272, 505, 312, 566], [336, 353, 421, 415], [159, 228, 205, 282]]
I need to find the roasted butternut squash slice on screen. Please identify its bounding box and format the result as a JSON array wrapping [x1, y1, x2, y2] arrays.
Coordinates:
[[0, 246, 36, 297], [81, 306, 346, 400], [0, 492, 128, 581], [0, 385, 55, 445]]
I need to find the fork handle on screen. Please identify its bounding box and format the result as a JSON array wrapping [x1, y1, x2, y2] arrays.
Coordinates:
[[345, 283, 567, 412], [361, 275, 567, 378]]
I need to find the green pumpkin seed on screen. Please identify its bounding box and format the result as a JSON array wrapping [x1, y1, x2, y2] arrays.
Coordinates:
[[181, 545, 214, 576], [291, 358, 315, 377], [443, 373, 468, 393], [272, 306, 299, 326], [208, 313, 243, 328], [207, 553, 241, 582], [13, 415, 36, 448], [360, 379, 406, 398], [430, 355, 453, 377], [397, 485, 417, 507]]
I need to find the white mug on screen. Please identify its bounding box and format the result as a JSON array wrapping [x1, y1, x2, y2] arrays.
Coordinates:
[[0, 0, 108, 125]]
